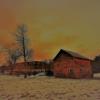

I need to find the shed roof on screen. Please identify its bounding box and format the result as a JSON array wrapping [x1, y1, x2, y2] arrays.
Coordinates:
[[53, 49, 90, 61]]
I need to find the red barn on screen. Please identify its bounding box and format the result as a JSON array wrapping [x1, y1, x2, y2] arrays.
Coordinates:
[[53, 49, 93, 78], [11, 61, 52, 75]]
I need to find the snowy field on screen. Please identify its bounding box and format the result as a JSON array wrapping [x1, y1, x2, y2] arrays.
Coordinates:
[[0, 74, 100, 100]]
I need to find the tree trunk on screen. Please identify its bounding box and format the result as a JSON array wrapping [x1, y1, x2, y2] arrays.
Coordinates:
[[22, 36, 27, 78]]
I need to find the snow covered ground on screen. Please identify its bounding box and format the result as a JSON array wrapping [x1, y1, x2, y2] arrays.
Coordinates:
[[0, 74, 100, 100]]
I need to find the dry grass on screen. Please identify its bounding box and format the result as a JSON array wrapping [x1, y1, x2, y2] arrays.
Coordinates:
[[0, 74, 100, 100]]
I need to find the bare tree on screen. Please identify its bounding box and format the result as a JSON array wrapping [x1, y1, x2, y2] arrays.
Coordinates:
[[15, 24, 28, 62], [4, 48, 22, 74], [15, 24, 33, 62], [7, 48, 22, 65], [0, 45, 21, 65], [14, 24, 33, 78], [25, 48, 33, 62]]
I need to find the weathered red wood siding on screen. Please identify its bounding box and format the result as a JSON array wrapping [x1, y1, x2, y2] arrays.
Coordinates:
[[11, 62, 52, 75], [53, 54, 93, 78], [73, 58, 93, 78]]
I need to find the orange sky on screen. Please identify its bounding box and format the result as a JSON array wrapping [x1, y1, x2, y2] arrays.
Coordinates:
[[0, 0, 100, 64]]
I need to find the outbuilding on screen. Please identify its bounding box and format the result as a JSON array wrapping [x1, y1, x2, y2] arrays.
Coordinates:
[[53, 49, 93, 78]]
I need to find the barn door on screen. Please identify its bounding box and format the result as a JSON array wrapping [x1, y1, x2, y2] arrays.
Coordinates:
[[68, 69, 75, 78]]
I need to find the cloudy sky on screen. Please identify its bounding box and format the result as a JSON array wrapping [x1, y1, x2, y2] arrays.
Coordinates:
[[0, 0, 100, 63]]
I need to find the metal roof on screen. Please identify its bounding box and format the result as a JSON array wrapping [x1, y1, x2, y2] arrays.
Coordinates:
[[53, 49, 90, 60]]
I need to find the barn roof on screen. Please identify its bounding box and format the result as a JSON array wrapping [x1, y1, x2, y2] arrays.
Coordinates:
[[13, 61, 51, 67], [53, 49, 90, 61]]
